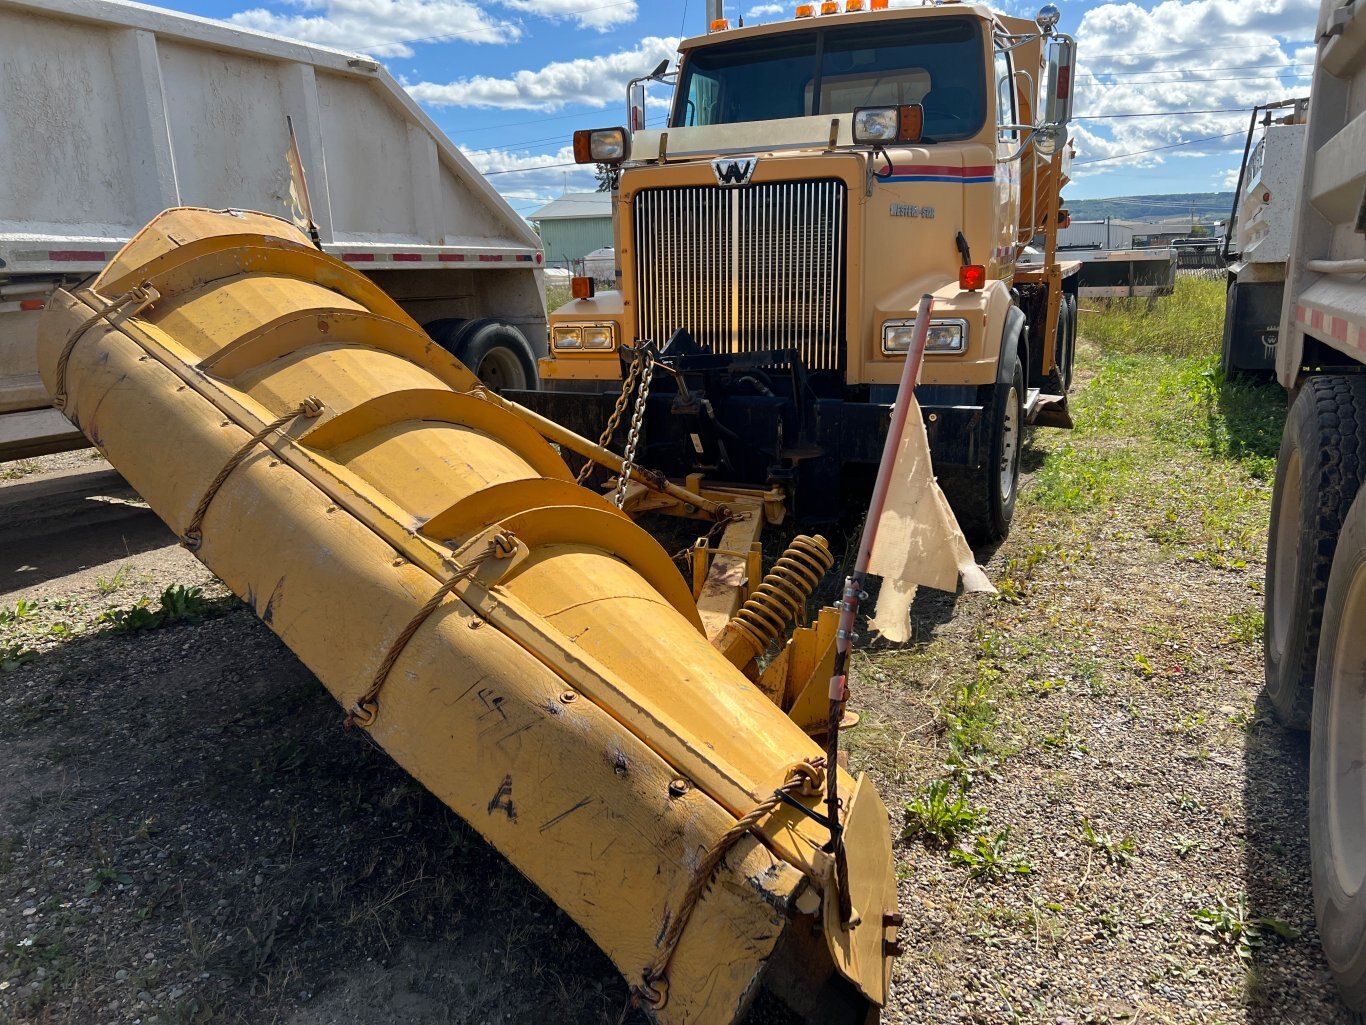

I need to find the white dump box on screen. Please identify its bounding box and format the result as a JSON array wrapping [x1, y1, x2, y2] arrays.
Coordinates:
[[0, 0, 546, 459]]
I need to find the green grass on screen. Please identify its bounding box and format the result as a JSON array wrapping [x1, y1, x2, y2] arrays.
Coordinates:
[[546, 282, 573, 313], [1081, 276, 1226, 358], [1026, 277, 1286, 570]]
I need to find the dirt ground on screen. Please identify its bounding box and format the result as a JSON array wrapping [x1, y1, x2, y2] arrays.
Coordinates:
[[0, 349, 1350, 1025]]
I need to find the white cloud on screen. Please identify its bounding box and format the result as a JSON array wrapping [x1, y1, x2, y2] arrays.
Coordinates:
[[501, 0, 638, 31], [407, 36, 679, 110], [465, 144, 599, 212], [228, 0, 517, 57], [744, 3, 785, 18], [1066, 0, 1316, 176]]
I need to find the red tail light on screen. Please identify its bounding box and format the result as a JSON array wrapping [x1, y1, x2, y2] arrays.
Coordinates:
[[19, 299, 45, 311], [959, 264, 986, 291]]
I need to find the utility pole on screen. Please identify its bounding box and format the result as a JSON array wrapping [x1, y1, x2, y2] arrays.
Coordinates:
[[706, 0, 724, 26]]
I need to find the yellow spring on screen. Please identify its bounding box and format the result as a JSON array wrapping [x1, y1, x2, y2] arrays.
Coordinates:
[[731, 534, 836, 653]]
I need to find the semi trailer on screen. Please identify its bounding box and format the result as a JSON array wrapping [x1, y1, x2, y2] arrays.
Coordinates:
[[0, 0, 546, 461], [1260, 0, 1366, 1010]]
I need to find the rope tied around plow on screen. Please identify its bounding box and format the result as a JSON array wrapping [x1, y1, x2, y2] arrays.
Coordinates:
[[53, 282, 161, 410], [633, 760, 826, 1011], [181, 398, 325, 551], [347, 532, 515, 729]]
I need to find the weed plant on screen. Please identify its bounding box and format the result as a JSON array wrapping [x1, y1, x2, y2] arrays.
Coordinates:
[[1082, 277, 1225, 358]]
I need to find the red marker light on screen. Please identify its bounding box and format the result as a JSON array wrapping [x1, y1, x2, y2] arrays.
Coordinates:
[[959, 264, 986, 291]]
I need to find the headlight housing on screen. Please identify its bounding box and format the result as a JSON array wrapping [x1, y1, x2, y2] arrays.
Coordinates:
[[572, 128, 628, 164], [882, 317, 968, 355], [552, 322, 616, 352], [852, 107, 899, 144]]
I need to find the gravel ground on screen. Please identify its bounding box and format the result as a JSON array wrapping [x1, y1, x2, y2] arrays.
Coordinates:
[[0, 345, 1350, 1025]]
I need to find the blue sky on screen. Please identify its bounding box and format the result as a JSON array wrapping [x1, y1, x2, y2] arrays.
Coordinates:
[[153, 0, 1320, 216]]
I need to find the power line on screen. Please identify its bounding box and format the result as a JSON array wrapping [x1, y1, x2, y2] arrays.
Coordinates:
[[1074, 130, 1245, 166], [484, 161, 581, 175], [1083, 41, 1309, 62], [1074, 106, 1255, 120]]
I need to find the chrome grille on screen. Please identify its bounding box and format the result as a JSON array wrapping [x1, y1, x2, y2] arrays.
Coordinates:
[[632, 179, 847, 371]]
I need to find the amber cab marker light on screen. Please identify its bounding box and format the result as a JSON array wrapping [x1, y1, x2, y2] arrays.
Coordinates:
[[845, 0, 865, 9], [820, 0, 839, 11], [870, 0, 889, 8], [795, 3, 815, 14], [710, 17, 730, 30], [570, 276, 596, 300], [897, 104, 924, 143], [572, 130, 593, 164], [959, 264, 986, 291]]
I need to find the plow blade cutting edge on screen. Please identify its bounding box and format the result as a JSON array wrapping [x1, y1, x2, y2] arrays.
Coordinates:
[[37, 208, 899, 1023]]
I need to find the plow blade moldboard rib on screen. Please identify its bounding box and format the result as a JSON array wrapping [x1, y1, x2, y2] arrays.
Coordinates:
[[37, 208, 898, 1023]]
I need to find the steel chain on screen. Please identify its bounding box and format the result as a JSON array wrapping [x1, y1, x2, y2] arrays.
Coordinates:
[[613, 347, 654, 509], [575, 352, 640, 485]]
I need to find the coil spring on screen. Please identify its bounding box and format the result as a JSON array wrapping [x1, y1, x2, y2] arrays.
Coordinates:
[[730, 534, 836, 654]]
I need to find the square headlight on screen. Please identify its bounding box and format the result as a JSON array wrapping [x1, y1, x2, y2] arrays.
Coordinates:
[[852, 107, 899, 144], [552, 325, 583, 350], [882, 318, 968, 355], [581, 323, 616, 350]]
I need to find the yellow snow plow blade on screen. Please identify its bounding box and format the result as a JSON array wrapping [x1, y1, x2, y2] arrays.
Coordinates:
[[38, 208, 899, 1023]]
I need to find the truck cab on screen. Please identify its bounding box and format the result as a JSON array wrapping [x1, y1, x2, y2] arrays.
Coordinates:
[[516, 0, 1078, 538]]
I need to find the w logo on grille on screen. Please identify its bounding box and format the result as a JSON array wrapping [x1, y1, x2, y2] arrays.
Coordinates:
[[711, 157, 756, 186]]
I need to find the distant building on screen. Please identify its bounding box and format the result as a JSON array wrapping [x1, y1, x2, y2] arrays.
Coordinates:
[[528, 193, 613, 268], [1058, 219, 1135, 251]]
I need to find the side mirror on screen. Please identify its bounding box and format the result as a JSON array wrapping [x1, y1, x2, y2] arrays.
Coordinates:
[[1044, 35, 1075, 126], [628, 81, 646, 132]]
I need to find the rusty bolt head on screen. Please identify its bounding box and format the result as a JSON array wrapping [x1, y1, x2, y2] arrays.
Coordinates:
[[668, 778, 690, 797], [883, 911, 905, 928], [468, 619, 484, 630], [559, 690, 577, 704], [884, 939, 905, 958]]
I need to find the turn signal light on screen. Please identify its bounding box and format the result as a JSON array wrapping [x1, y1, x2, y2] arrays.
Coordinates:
[[795, 3, 815, 14], [19, 299, 45, 311], [959, 264, 986, 291], [1058, 208, 1071, 229], [570, 276, 596, 300], [710, 17, 730, 30]]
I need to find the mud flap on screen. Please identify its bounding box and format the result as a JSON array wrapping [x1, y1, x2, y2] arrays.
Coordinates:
[[1028, 391, 1073, 429]]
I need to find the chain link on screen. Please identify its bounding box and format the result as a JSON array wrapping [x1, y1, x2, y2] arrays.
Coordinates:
[[574, 352, 641, 486], [613, 347, 655, 509]]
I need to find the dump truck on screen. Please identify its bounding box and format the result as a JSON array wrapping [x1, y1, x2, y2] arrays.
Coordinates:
[[1260, 0, 1366, 1010], [1220, 98, 1309, 378], [510, 0, 1082, 541], [0, 0, 546, 462]]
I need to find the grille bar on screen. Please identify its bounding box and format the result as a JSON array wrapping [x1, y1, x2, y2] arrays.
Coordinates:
[[632, 179, 846, 371]]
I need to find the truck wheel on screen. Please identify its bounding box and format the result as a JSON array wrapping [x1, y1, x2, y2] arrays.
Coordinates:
[[1045, 297, 1075, 395], [1063, 293, 1077, 392], [1265, 376, 1366, 728], [1310, 488, 1366, 1011], [448, 319, 538, 393], [1220, 279, 1238, 379], [954, 348, 1024, 544]]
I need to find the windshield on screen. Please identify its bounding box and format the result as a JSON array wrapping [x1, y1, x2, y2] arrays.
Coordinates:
[[672, 16, 987, 141]]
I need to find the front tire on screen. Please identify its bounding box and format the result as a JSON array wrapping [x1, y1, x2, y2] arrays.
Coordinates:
[[952, 347, 1024, 545], [1310, 488, 1366, 1010], [1265, 376, 1366, 727]]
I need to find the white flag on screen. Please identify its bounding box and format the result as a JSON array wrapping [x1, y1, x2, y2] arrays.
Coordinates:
[[866, 395, 994, 643]]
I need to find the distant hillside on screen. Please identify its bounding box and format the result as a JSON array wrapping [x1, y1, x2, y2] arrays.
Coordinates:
[[1065, 192, 1234, 225]]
